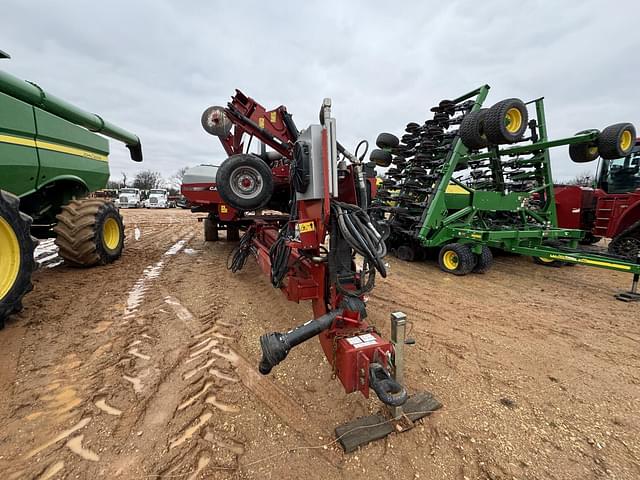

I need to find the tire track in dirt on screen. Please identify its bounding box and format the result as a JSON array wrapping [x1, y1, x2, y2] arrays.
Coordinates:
[[0, 212, 199, 477]]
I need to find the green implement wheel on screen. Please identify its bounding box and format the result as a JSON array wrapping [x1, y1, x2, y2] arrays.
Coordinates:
[[569, 129, 600, 163], [53, 199, 125, 267], [438, 243, 477, 275], [0, 190, 37, 328], [459, 108, 489, 150], [473, 245, 494, 274], [598, 123, 636, 160], [484, 98, 528, 145], [533, 256, 564, 268]]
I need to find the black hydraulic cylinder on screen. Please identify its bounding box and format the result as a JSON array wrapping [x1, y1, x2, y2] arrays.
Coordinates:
[[258, 309, 342, 375]]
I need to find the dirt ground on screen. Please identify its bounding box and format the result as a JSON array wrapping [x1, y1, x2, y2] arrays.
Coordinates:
[[0, 208, 638, 480]]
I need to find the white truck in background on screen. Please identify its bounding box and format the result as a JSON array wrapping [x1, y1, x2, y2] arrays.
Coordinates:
[[118, 188, 142, 208], [148, 188, 170, 208]]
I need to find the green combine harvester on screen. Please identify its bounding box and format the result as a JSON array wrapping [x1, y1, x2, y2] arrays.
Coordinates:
[[0, 50, 143, 326], [371, 85, 640, 298]]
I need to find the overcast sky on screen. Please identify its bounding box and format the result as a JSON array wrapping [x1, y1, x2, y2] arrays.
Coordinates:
[[3, 0, 639, 183]]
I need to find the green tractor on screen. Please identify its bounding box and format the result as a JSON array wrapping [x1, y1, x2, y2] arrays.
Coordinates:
[[0, 50, 143, 326]]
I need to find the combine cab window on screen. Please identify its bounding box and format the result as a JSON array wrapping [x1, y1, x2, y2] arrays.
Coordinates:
[[603, 153, 640, 193]]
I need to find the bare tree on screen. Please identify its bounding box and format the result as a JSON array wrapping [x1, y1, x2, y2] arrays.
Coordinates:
[[170, 167, 189, 189], [567, 172, 594, 187], [106, 180, 120, 190], [133, 170, 164, 190], [121, 171, 128, 188]]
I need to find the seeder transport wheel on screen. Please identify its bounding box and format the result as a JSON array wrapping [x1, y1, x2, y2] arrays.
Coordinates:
[[0, 190, 37, 327], [484, 98, 528, 145], [459, 108, 489, 150], [438, 243, 477, 275], [533, 256, 564, 268], [473, 245, 494, 273], [598, 123, 636, 160], [569, 129, 600, 163], [53, 199, 125, 267]]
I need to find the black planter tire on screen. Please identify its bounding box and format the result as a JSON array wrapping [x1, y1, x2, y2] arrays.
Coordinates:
[[216, 154, 274, 211]]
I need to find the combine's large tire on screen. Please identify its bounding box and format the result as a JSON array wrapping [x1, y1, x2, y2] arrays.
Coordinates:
[[216, 154, 274, 211], [53, 199, 125, 267], [0, 190, 37, 328]]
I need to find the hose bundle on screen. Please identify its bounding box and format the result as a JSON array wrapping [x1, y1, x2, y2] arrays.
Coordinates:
[[227, 226, 256, 273], [330, 200, 388, 296]]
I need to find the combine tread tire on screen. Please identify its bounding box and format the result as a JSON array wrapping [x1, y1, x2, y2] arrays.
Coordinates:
[[597, 123, 637, 160], [569, 129, 600, 163], [473, 245, 494, 273], [459, 109, 489, 150], [0, 190, 37, 328], [438, 243, 477, 276], [484, 98, 528, 145], [53, 199, 125, 267]]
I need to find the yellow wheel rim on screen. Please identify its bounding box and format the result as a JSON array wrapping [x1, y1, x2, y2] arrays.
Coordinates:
[[588, 146, 598, 157], [0, 217, 21, 300], [505, 108, 523, 133], [442, 250, 459, 270], [620, 129, 633, 152], [103, 217, 121, 251]]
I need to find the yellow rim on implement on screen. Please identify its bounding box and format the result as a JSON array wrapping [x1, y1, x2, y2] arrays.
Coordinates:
[[103, 217, 121, 251], [442, 250, 459, 270], [537, 257, 555, 264], [505, 108, 522, 133], [0, 217, 21, 300], [620, 129, 633, 152]]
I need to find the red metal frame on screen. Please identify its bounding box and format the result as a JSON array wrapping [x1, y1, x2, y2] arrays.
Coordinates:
[[555, 139, 640, 240], [188, 91, 390, 400]]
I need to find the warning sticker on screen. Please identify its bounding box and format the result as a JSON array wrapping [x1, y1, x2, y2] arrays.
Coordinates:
[[258, 118, 265, 129], [270, 111, 277, 123], [346, 333, 378, 349], [220, 205, 228, 213], [299, 221, 315, 233]]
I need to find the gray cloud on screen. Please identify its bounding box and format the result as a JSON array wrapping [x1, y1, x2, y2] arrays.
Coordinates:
[[3, 0, 639, 183]]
